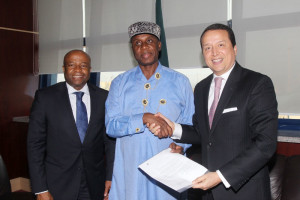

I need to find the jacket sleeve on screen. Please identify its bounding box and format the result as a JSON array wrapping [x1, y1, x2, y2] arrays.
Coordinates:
[[27, 90, 49, 193], [104, 133, 116, 181], [173, 76, 195, 151]]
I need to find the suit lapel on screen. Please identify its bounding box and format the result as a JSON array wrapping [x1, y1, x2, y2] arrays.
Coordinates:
[[84, 84, 96, 143], [203, 76, 213, 132], [210, 64, 241, 133], [60, 83, 77, 126]]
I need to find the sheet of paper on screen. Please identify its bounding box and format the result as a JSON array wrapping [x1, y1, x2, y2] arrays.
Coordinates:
[[139, 148, 207, 193]]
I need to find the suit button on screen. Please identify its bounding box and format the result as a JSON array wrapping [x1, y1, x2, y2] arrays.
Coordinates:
[[208, 142, 212, 147], [78, 167, 81, 171]]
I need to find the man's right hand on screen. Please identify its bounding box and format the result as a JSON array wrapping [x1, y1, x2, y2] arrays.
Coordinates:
[[143, 113, 172, 138], [155, 112, 175, 131], [37, 191, 54, 200]]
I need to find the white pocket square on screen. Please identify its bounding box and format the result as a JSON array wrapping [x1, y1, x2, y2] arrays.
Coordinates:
[[223, 107, 238, 113]]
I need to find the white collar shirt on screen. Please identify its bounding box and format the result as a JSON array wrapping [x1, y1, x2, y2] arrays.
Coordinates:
[[208, 62, 236, 113], [66, 82, 91, 122]]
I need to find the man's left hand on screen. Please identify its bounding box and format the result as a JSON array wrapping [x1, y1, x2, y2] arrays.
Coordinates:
[[192, 172, 221, 190], [103, 180, 111, 200], [169, 142, 183, 154]]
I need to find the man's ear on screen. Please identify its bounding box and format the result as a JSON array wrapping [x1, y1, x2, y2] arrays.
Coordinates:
[[158, 41, 162, 51], [62, 66, 65, 72], [234, 45, 237, 56]]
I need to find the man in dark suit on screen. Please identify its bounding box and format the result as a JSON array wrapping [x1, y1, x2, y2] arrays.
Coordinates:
[[27, 50, 115, 200], [152, 23, 278, 200]]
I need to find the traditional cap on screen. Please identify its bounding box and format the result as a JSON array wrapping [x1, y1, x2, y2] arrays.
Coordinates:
[[128, 21, 161, 40]]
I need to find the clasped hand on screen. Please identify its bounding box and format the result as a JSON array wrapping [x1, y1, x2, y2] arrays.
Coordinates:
[[192, 172, 222, 190], [144, 112, 174, 138]]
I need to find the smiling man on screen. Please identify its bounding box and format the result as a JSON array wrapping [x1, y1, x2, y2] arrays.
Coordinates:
[[150, 23, 278, 200], [27, 50, 115, 200], [105, 21, 194, 200]]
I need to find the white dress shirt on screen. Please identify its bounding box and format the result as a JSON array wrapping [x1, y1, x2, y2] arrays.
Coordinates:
[[66, 82, 91, 122]]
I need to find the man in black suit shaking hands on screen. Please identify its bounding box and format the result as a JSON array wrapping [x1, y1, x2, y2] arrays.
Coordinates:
[[151, 24, 278, 200]]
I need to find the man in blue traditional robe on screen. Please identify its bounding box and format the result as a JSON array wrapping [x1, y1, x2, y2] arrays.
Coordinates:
[[105, 21, 195, 200]]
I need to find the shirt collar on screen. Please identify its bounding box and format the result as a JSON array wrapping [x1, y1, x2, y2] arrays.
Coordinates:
[[135, 62, 162, 82], [66, 82, 90, 95], [213, 62, 236, 81]]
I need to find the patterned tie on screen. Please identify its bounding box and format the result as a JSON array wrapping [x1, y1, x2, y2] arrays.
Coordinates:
[[74, 92, 88, 143], [208, 77, 223, 128]]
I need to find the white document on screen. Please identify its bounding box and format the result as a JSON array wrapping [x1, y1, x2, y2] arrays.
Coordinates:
[[138, 148, 207, 193]]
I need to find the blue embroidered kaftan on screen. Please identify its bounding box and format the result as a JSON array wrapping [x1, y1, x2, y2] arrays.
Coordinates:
[[105, 63, 194, 200]]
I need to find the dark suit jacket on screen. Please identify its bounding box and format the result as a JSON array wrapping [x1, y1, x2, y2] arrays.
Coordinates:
[[27, 82, 115, 200], [178, 63, 278, 200]]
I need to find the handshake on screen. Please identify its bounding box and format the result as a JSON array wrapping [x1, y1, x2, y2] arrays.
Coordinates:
[[144, 112, 222, 189], [143, 112, 183, 154], [143, 112, 174, 139]]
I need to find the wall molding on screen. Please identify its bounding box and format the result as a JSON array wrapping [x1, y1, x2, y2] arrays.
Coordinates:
[[0, 26, 38, 34]]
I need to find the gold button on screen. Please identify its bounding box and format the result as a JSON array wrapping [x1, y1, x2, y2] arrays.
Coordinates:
[[144, 83, 151, 89], [142, 99, 148, 106], [160, 99, 166, 105], [155, 72, 161, 80], [136, 128, 140, 132]]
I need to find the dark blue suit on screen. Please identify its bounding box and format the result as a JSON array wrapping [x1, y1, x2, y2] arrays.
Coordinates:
[[27, 82, 115, 200]]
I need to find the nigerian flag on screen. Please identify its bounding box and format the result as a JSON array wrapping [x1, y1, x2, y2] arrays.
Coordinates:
[[156, 0, 169, 67]]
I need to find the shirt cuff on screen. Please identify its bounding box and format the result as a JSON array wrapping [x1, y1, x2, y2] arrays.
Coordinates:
[[216, 170, 231, 188], [35, 190, 48, 195], [130, 113, 145, 134], [171, 123, 183, 140]]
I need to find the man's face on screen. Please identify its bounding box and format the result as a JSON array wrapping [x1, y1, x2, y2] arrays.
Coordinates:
[[131, 34, 161, 67], [63, 51, 91, 90], [201, 30, 237, 76]]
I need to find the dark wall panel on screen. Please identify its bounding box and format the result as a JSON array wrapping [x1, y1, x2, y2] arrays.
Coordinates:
[[0, 0, 38, 179], [277, 142, 300, 156], [0, 0, 35, 31]]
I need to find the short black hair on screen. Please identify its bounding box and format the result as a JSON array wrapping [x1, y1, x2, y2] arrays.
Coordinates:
[[63, 49, 91, 66], [200, 23, 236, 49]]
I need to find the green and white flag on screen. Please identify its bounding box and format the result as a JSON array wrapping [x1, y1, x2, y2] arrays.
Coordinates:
[[156, 0, 169, 67]]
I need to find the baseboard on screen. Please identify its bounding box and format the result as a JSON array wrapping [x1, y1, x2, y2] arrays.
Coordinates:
[[10, 177, 31, 192]]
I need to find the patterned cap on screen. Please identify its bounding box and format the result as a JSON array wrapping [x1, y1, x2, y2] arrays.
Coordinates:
[[128, 21, 161, 40]]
